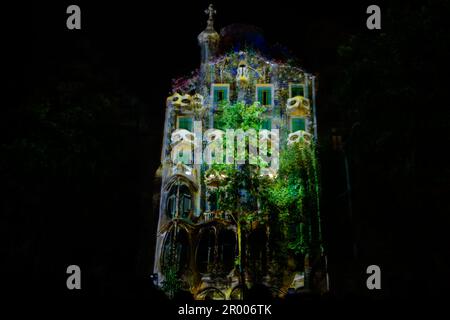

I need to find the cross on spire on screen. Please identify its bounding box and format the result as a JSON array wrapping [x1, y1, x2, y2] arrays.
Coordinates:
[[205, 4, 216, 21], [205, 4, 216, 29]]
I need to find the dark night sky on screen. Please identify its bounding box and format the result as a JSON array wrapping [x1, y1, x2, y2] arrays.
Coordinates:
[[3, 0, 450, 304], [20, 1, 367, 102], [12, 0, 370, 163]]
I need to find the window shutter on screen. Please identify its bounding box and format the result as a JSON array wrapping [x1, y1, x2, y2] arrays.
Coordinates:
[[291, 85, 304, 97], [267, 89, 272, 105], [178, 117, 193, 131], [291, 118, 306, 131]]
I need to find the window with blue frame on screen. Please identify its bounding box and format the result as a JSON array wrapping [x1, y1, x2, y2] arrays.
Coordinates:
[[290, 83, 305, 97], [291, 117, 306, 132], [256, 85, 273, 106], [212, 85, 229, 105], [177, 116, 193, 131]]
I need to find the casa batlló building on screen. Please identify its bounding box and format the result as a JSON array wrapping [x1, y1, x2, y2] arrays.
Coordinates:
[[153, 5, 328, 299]]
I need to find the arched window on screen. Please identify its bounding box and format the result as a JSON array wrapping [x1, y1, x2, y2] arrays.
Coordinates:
[[230, 286, 243, 300], [197, 287, 226, 300], [196, 228, 216, 273], [218, 229, 236, 273], [162, 227, 190, 274], [196, 228, 236, 275], [166, 182, 192, 219]]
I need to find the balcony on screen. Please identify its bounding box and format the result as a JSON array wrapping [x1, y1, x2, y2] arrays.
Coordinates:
[[286, 96, 311, 116], [287, 130, 312, 146]]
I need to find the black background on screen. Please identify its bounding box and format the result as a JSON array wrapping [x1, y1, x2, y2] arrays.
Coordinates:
[[2, 0, 450, 303]]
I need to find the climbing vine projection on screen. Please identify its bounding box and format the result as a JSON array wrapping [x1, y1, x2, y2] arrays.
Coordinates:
[[205, 100, 321, 268], [263, 141, 322, 256]]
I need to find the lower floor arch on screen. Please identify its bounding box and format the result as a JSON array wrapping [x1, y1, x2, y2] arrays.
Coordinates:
[[161, 226, 190, 276], [196, 287, 226, 300], [195, 226, 236, 275], [229, 285, 243, 300]]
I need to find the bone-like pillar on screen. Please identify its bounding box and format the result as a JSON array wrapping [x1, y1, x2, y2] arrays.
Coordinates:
[[311, 75, 318, 141]]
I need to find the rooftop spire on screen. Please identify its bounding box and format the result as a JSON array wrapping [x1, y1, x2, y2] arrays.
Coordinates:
[[204, 4, 216, 30], [198, 4, 220, 65]]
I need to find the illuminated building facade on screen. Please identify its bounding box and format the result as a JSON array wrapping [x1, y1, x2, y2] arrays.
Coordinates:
[[153, 5, 327, 299]]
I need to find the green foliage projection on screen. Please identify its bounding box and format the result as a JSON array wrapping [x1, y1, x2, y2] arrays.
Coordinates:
[[263, 142, 321, 255], [209, 101, 321, 264], [161, 265, 182, 299]]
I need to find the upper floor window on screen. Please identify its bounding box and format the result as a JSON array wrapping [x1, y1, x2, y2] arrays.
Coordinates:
[[291, 117, 306, 132], [177, 116, 193, 131], [212, 84, 230, 106], [166, 183, 192, 219], [289, 83, 305, 98], [256, 84, 273, 106]]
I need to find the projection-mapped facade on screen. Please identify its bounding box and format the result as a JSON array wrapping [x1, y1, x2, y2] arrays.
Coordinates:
[[153, 4, 328, 299]]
